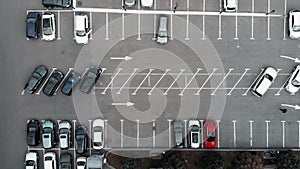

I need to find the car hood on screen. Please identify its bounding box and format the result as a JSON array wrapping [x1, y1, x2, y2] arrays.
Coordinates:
[[204, 140, 216, 148], [256, 78, 272, 96], [75, 35, 88, 44], [141, 0, 153, 7]]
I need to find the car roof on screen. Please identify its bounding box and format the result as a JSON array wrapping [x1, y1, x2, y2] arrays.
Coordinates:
[[256, 78, 272, 95], [75, 15, 87, 30], [227, 0, 236, 7]]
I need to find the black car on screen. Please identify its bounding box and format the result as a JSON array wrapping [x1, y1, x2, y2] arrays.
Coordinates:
[[27, 119, 40, 146], [75, 125, 87, 154], [61, 72, 81, 96], [24, 66, 48, 94], [42, 0, 71, 8], [43, 70, 64, 96], [79, 67, 102, 93], [26, 12, 40, 39], [60, 153, 72, 169]]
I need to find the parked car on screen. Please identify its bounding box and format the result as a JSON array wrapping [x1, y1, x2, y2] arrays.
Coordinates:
[[156, 16, 168, 44], [223, 0, 237, 12], [59, 121, 71, 149], [61, 72, 81, 96], [188, 120, 201, 148], [26, 12, 40, 39], [42, 0, 71, 8], [203, 120, 217, 148], [92, 119, 104, 149], [42, 120, 55, 149], [59, 153, 72, 169], [25, 151, 38, 169], [43, 69, 64, 96], [124, 0, 135, 7], [289, 10, 300, 39], [27, 119, 40, 146], [174, 120, 184, 148], [87, 154, 105, 169], [141, 0, 153, 8], [74, 14, 91, 44], [24, 65, 48, 94], [42, 13, 56, 41], [44, 152, 57, 169], [251, 67, 278, 97], [75, 125, 87, 154], [76, 157, 86, 169], [285, 65, 300, 94], [80, 67, 102, 94]]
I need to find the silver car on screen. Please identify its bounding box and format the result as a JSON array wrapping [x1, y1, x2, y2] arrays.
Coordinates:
[[174, 120, 184, 148], [42, 120, 55, 149], [92, 119, 105, 149], [59, 121, 71, 149], [285, 65, 300, 94]]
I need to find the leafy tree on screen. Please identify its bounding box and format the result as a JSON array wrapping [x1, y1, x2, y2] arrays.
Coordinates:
[[276, 151, 300, 169], [120, 157, 141, 169], [200, 152, 224, 169], [232, 152, 256, 169], [162, 153, 188, 169]]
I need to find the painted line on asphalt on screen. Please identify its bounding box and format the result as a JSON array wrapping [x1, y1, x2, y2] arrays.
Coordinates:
[[170, 14, 173, 40], [121, 13, 125, 40], [217, 14, 222, 40], [281, 121, 286, 148], [179, 68, 201, 96], [120, 119, 124, 148], [101, 68, 122, 94], [116, 68, 138, 94], [227, 68, 249, 95], [168, 119, 172, 148], [202, 15, 206, 40], [72, 120, 76, 168], [81, 68, 90, 78], [148, 69, 170, 95], [234, 6, 239, 40], [89, 12, 93, 40], [185, 14, 190, 40], [136, 119, 140, 147], [184, 120, 188, 148], [298, 121, 300, 148], [242, 69, 264, 96], [54, 68, 73, 95], [104, 119, 108, 148], [195, 68, 218, 95], [274, 76, 289, 95], [57, 11, 61, 40], [21, 89, 25, 95], [249, 120, 253, 147], [105, 12, 109, 40], [216, 120, 220, 148], [250, 0, 255, 40], [88, 120, 92, 156], [233, 120, 237, 148], [200, 120, 204, 148], [152, 0, 157, 40], [137, 13, 141, 40], [148, 76, 151, 87], [152, 120, 156, 148], [283, 0, 287, 40], [265, 120, 270, 148], [266, 0, 271, 40], [211, 69, 234, 95], [36, 68, 57, 95], [132, 69, 154, 95]]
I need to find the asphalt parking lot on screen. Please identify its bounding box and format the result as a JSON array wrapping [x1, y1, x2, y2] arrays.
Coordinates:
[[2, 0, 300, 168]]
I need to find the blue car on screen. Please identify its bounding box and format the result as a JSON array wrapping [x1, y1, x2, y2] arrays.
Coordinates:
[[26, 12, 40, 39]]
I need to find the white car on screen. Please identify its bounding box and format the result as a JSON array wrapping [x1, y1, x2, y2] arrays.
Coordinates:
[[223, 0, 237, 12], [124, 0, 135, 7], [42, 13, 56, 41], [44, 152, 57, 169], [92, 119, 105, 149], [289, 10, 300, 39], [251, 67, 278, 97], [76, 157, 86, 169], [59, 121, 71, 149], [188, 120, 201, 148], [74, 14, 91, 44], [141, 0, 153, 8], [285, 65, 300, 94], [25, 152, 38, 169]]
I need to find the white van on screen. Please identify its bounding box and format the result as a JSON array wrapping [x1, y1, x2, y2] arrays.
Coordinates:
[[156, 16, 168, 44]]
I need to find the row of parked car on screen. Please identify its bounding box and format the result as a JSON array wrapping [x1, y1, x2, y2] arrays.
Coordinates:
[[27, 119, 105, 152], [25, 151, 105, 169], [24, 65, 102, 96]]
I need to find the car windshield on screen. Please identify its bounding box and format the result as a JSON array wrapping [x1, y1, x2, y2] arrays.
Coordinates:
[[293, 25, 300, 32], [28, 77, 38, 87], [44, 135, 50, 138], [29, 127, 36, 132], [77, 161, 85, 166], [76, 30, 86, 36], [207, 130, 215, 141], [26, 160, 35, 166], [43, 18, 53, 35], [94, 126, 103, 132], [158, 31, 167, 37], [60, 135, 67, 139], [45, 156, 52, 161], [27, 18, 36, 23], [264, 74, 273, 82], [292, 80, 300, 87], [94, 142, 102, 146], [87, 71, 97, 78], [192, 133, 198, 143], [126, 0, 134, 3], [191, 125, 199, 132]]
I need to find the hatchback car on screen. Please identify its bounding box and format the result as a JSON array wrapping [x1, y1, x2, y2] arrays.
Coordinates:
[[26, 12, 40, 39], [188, 120, 201, 148], [174, 120, 184, 148], [251, 67, 278, 97], [285, 65, 300, 94], [44, 152, 57, 169], [59, 121, 71, 149], [27, 119, 40, 146], [141, 0, 153, 8], [24, 65, 48, 94], [43, 70, 64, 96], [124, 0, 135, 7], [289, 10, 300, 39], [93, 119, 105, 149], [76, 157, 86, 169], [42, 120, 56, 149], [59, 153, 72, 169], [25, 151, 38, 169], [74, 14, 91, 44], [42, 13, 56, 41], [80, 67, 102, 94], [223, 0, 237, 12], [75, 125, 87, 154], [61, 72, 81, 95], [203, 120, 217, 148]]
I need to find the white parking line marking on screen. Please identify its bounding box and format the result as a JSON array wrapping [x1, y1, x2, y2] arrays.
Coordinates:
[[234, 5, 239, 40], [89, 12, 93, 40], [211, 69, 233, 95], [283, 0, 287, 40], [298, 121, 300, 148], [148, 69, 170, 95], [57, 11, 61, 40], [152, 0, 157, 40], [227, 69, 249, 95], [138, 0, 140, 10], [265, 120, 270, 148], [200, 120, 204, 148], [168, 119, 172, 148], [58, 147, 61, 161], [81, 68, 90, 78], [216, 120, 220, 148], [185, 14, 190, 40], [136, 119, 140, 147], [184, 120, 187, 148], [54, 68, 73, 95], [249, 120, 253, 147], [218, 15, 222, 40], [202, 15, 206, 40], [148, 76, 151, 87], [88, 120, 92, 156], [152, 120, 156, 148], [233, 120, 237, 148], [36, 68, 57, 95], [179, 68, 201, 96], [242, 69, 264, 96], [137, 14, 141, 40], [21, 90, 25, 95], [116, 68, 138, 94], [170, 14, 173, 40], [250, 0, 255, 40], [73, 12, 76, 40], [266, 0, 271, 40], [101, 68, 122, 94], [281, 121, 286, 148], [187, 0, 189, 10], [275, 77, 289, 95], [72, 120, 76, 168], [195, 68, 217, 95], [104, 119, 108, 148], [132, 69, 154, 95], [120, 119, 124, 148], [105, 12, 109, 40], [170, 0, 173, 10], [121, 13, 125, 40]]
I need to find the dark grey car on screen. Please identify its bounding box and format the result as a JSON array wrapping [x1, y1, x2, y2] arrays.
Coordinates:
[[174, 120, 184, 148], [59, 153, 72, 169], [61, 72, 81, 96], [75, 125, 87, 154], [43, 70, 64, 96], [24, 65, 48, 94], [80, 67, 102, 93]]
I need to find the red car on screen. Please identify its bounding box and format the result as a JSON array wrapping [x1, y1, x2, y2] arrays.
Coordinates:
[[204, 120, 217, 148]]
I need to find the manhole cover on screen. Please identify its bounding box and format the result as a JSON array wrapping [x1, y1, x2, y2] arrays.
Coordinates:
[[77, 1, 82, 6]]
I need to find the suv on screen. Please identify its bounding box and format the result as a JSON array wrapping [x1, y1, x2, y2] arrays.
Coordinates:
[[42, 13, 56, 41], [59, 121, 71, 149], [75, 125, 87, 154], [87, 154, 105, 169], [285, 65, 300, 94], [43, 69, 64, 96], [289, 10, 300, 39], [27, 119, 40, 146], [80, 67, 102, 94], [42, 0, 71, 8], [188, 120, 201, 148], [174, 120, 184, 148], [59, 153, 72, 169], [251, 67, 278, 97], [24, 65, 48, 94], [25, 151, 38, 169], [223, 0, 237, 12], [74, 14, 91, 44], [26, 12, 40, 39], [92, 119, 104, 149], [42, 120, 56, 149], [44, 152, 57, 169]]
